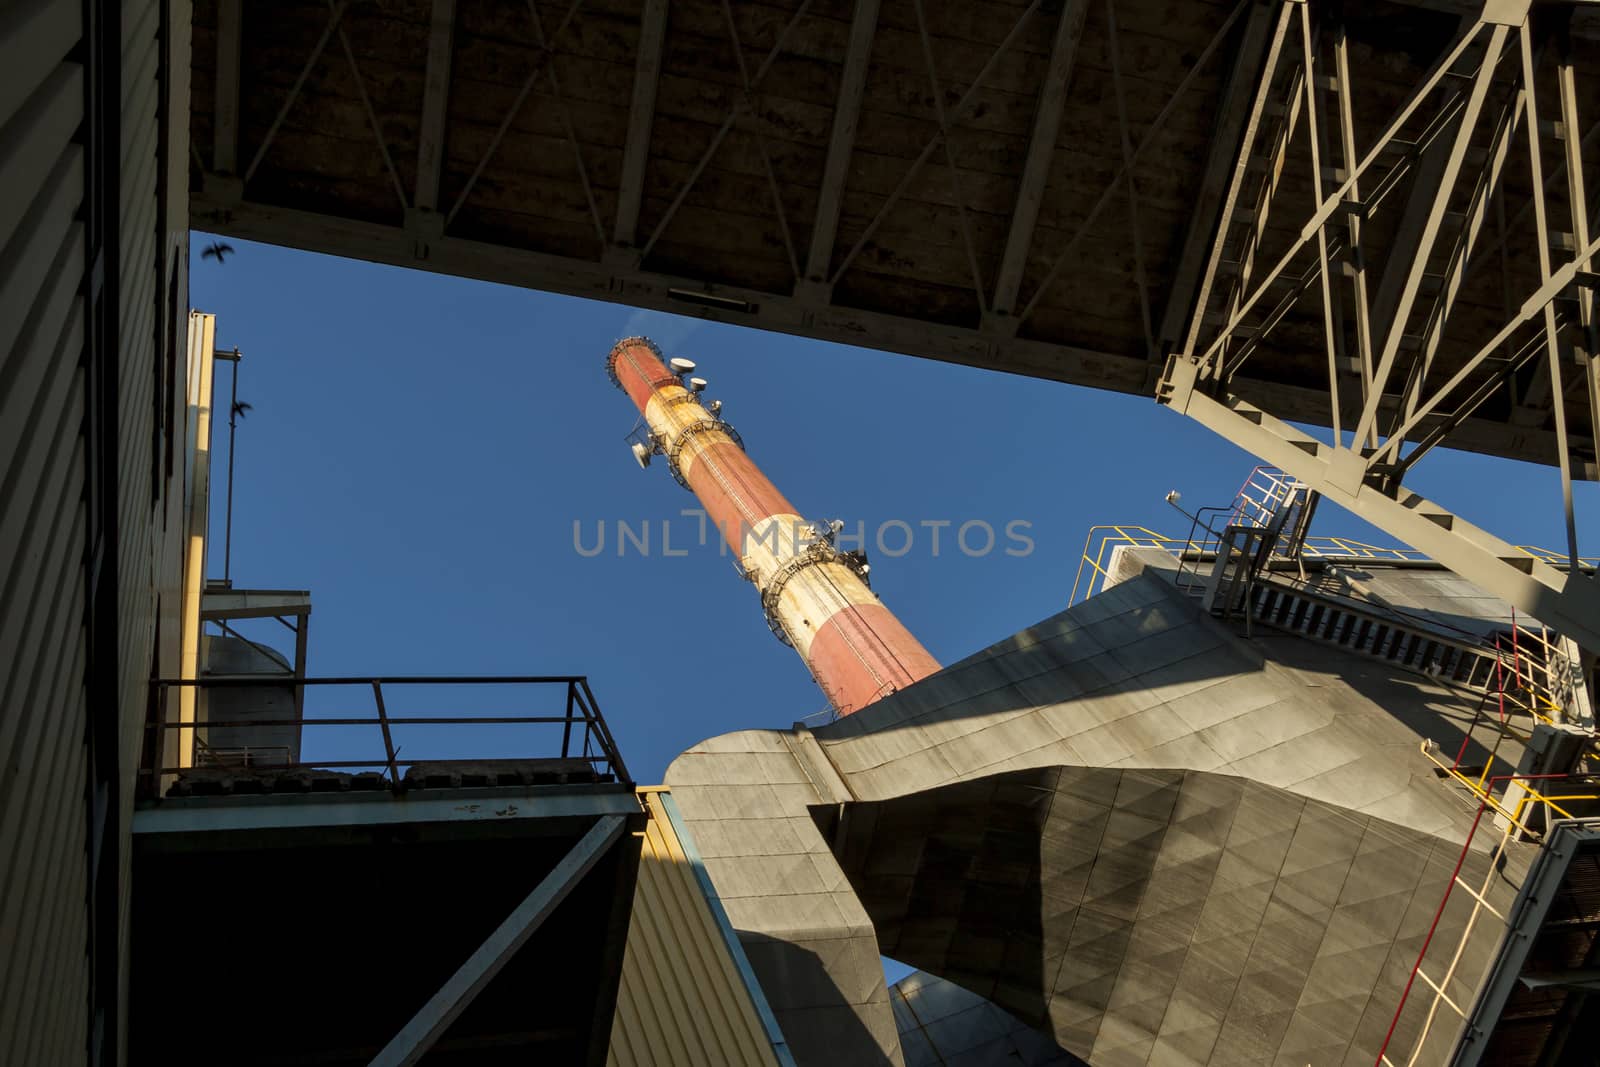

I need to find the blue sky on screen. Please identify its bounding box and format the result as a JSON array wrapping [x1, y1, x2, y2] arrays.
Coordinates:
[[191, 235, 1600, 787]]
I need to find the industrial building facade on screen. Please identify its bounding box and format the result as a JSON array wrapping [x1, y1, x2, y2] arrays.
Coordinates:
[[6, 0, 1600, 1064]]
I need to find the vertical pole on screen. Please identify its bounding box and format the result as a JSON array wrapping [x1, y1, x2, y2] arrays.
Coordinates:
[[223, 350, 239, 584], [1519, 22, 1581, 570], [1557, 27, 1600, 507], [1298, 2, 1342, 444], [1333, 22, 1376, 445], [562, 682, 574, 759]]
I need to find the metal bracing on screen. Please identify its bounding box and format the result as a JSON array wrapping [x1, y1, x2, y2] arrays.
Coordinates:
[[636, 0, 815, 266], [212, 0, 241, 174], [828, 0, 1041, 290], [614, 0, 668, 250], [414, 0, 455, 214], [991, 0, 1089, 319], [803, 0, 881, 290], [1160, 0, 1600, 653], [369, 814, 627, 1067], [1157, 0, 1281, 360]]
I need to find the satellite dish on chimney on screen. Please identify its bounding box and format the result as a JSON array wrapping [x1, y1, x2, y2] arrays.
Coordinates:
[[689, 377, 707, 392], [630, 441, 652, 469], [669, 357, 696, 375]]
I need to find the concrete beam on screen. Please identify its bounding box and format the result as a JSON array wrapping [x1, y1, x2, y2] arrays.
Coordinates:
[[132, 784, 643, 843], [990, 0, 1088, 319], [803, 0, 882, 288], [199, 587, 311, 621], [191, 191, 1590, 475], [414, 0, 456, 212], [370, 814, 627, 1067], [213, 0, 243, 173], [614, 0, 669, 248]]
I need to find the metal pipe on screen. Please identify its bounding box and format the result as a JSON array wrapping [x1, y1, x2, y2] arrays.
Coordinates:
[[606, 336, 939, 715]]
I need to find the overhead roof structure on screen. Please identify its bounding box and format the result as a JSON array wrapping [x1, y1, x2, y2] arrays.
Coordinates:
[[188, 0, 1600, 474]]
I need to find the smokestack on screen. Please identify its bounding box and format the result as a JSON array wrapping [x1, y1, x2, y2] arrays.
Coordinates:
[[607, 337, 940, 715]]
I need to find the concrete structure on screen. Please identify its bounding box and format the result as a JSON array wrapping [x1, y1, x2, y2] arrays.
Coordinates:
[[891, 970, 1087, 1066], [660, 549, 1593, 1065], [10, 1, 1600, 1063], [609, 335, 939, 713]]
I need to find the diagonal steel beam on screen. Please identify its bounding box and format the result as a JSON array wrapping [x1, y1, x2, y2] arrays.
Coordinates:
[[638, 0, 814, 263], [245, 0, 350, 184], [1378, 89, 1523, 467], [213, 0, 242, 174], [368, 814, 627, 1067], [1159, 358, 1600, 654], [1156, 0, 1279, 356], [990, 0, 1089, 318], [912, 0, 991, 314], [1556, 30, 1600, 496], [1358, 229, 1600, 462], [527, 0, 606, 251], [803, 0, 880, 289], [334, 2, 410, 213], [1519, 20, 1580, 569], [1104, 0, 1154, 357], [1353, 21, 1507, 446], [1296, 1, 1343, 443], [614, 0, 669, 248], [1192, 20, 1484, 378], [723, 0, 803, 280], [828, 0, 1041, 288], [414, 0, 456, 212], [1330, 21, 1377, 432], [446, 0, 586, 228], [1018, 0, 1253, 330]]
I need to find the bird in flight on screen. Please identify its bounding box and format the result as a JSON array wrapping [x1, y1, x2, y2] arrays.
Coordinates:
[[231, 401, 253, 420], [201, 242, 235, 263]]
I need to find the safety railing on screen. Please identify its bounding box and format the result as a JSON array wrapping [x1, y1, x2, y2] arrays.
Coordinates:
[[140, 675, 631, 798], [1069, 525, 1432, 607], [1378, 747, 1600, 1067], [1227, 465, 1304, 530], [1375, 618, 1599, 1067], [1068, 525, 1600, 610]]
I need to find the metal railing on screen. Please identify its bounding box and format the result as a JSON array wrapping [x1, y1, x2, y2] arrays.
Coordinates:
[[1068, 525, 1600, 610], [1068, 525, 1432, 606], [1375, 620, 1600, 1067], [141, 675, 631, 798]]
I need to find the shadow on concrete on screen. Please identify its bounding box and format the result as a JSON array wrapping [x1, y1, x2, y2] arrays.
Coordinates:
[[811, 568, 1504, 792], [738, 931, 892, 1067], [810, 769, 1071, 1050]]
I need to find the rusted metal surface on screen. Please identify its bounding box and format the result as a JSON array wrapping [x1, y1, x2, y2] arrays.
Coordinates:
[[608, 336, 937, 714]]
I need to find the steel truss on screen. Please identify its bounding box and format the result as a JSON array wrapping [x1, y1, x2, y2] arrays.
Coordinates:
[[1160, 0, 1600, 653]]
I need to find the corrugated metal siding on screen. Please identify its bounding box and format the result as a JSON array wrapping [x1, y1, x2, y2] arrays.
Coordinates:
[[0, 1, 94, 1061], [0, 0, 187, 1061], [609, 790, 788, 1067]]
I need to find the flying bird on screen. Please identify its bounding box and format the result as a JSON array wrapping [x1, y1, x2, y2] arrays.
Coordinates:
[[231, 401, 253, 420], [201, 242, 235, 263]]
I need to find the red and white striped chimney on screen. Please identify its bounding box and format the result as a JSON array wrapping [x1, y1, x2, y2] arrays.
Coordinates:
[[607, 337, 939, 715]]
